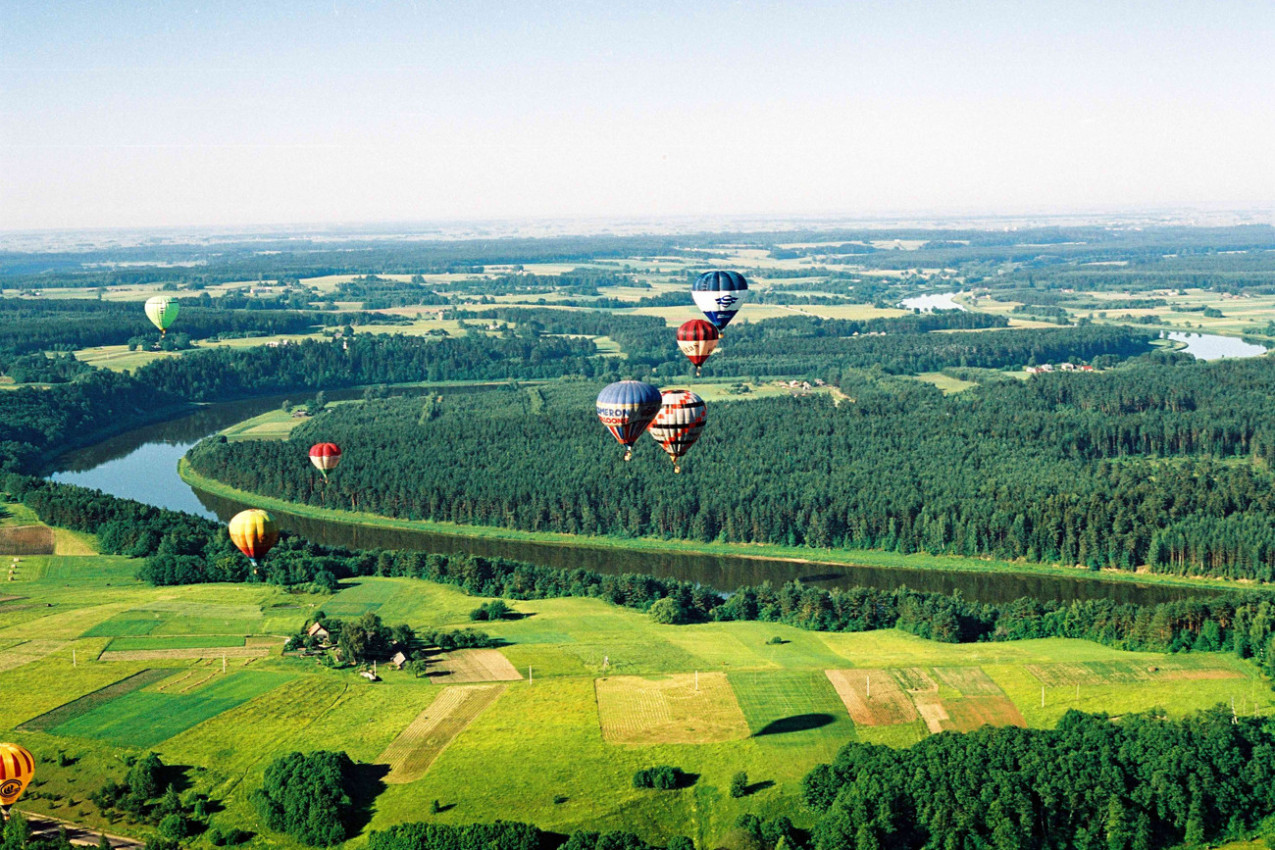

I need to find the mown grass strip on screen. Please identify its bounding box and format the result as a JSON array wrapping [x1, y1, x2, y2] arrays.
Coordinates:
[[49, 670, 293, 747], [18, 668, 173, 731]]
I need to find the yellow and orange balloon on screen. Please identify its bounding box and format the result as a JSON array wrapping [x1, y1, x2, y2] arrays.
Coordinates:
[[0, 742, 34, 821], [228, 509, 279, 566]]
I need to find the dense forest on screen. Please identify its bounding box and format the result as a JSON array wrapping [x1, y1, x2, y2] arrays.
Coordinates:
[[0, 332, 602, 471], [189, 355, 1275, 580], [803, 707, 1275, 850]]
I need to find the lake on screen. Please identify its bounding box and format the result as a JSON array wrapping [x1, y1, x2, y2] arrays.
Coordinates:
[[899, 292, 965, 312], [1165, 332, 1268, 361], [49, 394, 1219, 606]]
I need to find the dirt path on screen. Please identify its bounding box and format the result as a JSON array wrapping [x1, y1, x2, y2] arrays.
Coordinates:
[[20, 812, 143, 848]]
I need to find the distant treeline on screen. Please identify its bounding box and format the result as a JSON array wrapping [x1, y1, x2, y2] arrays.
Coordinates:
[[7, 475, 1275, 682], [804, 707, 1275, 850], [452, 307, 1016, 373], [709, 325, 1155, 379], [0, 297, 380, 356]]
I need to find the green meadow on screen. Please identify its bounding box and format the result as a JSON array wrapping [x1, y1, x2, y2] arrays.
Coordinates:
[[1, 512, 1272, 848]]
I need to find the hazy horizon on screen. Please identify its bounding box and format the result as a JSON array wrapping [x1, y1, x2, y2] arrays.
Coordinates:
[[4, 0, 1274, 231]]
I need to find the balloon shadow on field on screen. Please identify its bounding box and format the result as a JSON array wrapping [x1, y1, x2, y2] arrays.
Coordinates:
[[754, 713, 835, 737]]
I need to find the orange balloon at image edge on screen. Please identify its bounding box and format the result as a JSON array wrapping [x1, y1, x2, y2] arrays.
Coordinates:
[[0, 742, 34, 819]]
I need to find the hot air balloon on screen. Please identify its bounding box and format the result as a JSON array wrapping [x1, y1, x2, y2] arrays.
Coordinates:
[[0, 742, 34, 822], [144, 295, 180, 337], [676, 319, 720, 376], [648, 389, 706, 474], [691, 271, 748, 333], [228, 509, 278, 569], [596, 381, 663, 461], [309, 443, 342, 479]]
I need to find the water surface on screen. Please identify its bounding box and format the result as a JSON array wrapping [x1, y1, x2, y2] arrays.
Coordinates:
[[1165, 332, 1267, 361], [899, 292, 965, 312]]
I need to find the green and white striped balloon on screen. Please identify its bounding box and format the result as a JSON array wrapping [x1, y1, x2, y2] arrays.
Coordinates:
[[144, 295, 180, 335]]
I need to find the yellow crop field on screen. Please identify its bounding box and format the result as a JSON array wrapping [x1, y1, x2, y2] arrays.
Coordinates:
[[594, 672, 749, 744]]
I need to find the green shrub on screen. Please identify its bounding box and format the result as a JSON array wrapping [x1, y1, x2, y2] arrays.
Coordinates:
[[632, 766, 687, 790]]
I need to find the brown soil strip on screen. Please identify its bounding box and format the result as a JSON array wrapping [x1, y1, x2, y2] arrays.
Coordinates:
[[0, 526, 55, 555], [825, 669, 917, 726], [428, 648, 523, 683]]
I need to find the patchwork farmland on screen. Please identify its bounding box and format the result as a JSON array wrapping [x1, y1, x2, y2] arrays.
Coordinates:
[[1, 525, 1272, 848]]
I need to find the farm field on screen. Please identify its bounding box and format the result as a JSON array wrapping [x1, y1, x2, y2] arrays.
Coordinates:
[[969, 287, 1275, 341], [2, 525, 1273, 849]]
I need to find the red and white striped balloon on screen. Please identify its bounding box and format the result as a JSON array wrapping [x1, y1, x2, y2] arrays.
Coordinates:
[[309, 443, 342, 479]]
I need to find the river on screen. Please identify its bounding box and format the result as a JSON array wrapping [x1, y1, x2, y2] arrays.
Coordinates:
[[47, 394, 1224, 606]]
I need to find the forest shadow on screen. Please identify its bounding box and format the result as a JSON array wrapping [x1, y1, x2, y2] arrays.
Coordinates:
[[754, 713, 835, 737], [673, 771, 700, 789], [346, 762, 390, 835], [159, 762, 194, 794]]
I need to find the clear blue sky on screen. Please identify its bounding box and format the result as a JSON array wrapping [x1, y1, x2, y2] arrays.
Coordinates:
[[2, 0, 1272, 229]]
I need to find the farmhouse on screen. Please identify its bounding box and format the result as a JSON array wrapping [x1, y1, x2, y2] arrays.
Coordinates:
[[390, 650, 409, 670], [306, 622, 330, 641]]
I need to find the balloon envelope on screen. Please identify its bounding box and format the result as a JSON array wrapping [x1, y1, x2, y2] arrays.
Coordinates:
[[596, 381, 663, 459], [309, 443, 342, 476], [648, 389, 706, 472], [144, 295, 179, 334], [691, 271, 748, 331], [676, 319, 720, 372], [0, 742, 34, 817], [228, 509, 279, 563]]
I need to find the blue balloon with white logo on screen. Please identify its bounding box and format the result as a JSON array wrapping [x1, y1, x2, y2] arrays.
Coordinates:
[[691, 270, 748, 331], [596, 380, 663, 462]]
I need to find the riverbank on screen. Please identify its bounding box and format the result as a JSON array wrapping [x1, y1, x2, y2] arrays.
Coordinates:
[[178, 459, 1265, 595]]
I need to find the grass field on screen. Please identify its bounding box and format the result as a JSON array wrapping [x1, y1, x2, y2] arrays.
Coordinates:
[[2, 522, 1273, 847], [48, 670, 293, 748], [219, 409, 308, 441], [104, 635, 247, 652]]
